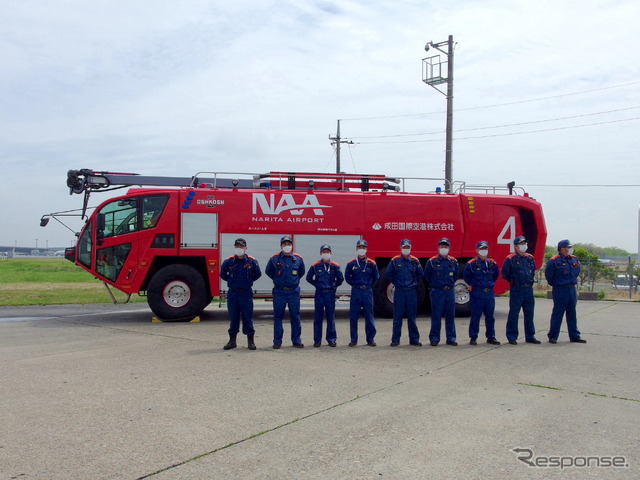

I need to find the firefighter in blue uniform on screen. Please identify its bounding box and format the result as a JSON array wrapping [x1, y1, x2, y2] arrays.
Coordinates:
[[345, 240, 380, 347], [545, 239, 587, 344], [265, 235, 306, 348], [386, 239, 424, 347], [306, 244, 344, 347], [219, 238, 262, 350], [423, 238, 458, 346], [463, 240, 500, 345], [501, 235, 540, 345]]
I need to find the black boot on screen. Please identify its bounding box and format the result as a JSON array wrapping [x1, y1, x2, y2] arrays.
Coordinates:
[[247, 334, 256, 350], [224, 333, 237, 350]]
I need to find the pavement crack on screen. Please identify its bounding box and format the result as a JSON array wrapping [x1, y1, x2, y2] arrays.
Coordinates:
[[53, 318, 211, 343], [517, 383, 640, 402], [518, 383, 562, 390], [133, 388, 397, 479], [134, 347, 501, 479]]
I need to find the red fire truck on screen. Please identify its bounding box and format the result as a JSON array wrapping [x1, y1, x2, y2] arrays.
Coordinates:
[[42, 169, 546, 320]]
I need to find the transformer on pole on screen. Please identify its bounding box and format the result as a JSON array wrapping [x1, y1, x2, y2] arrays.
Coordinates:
[[422, 35, 455, 193]]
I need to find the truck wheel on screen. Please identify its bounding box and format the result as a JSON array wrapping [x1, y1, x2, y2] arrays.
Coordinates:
[[373, 274, 395, 318], [454, 278, 471, 317], [373, 266, 426, 318], [147, 264, 208, 320]]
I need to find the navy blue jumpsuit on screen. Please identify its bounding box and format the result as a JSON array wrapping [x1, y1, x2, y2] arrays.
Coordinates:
[[345, 256, 380, 344], [545, 253, 581, 340], [423, 254, 458, 344], [463, 256, 499, 340], [306, 259, 344, 344], [265, 252, 305, 346], [501, 252, 537, 342], [220, 254, 262, 335], [385, 254, 423, 344]]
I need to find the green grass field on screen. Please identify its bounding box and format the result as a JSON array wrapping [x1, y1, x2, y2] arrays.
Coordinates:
[[0, 257, 146, 306]]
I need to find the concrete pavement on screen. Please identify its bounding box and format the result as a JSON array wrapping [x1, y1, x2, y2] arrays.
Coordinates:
[[0, 298, 638, 479]]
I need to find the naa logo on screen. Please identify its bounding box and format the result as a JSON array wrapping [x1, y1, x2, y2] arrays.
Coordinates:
[[372, 223, 382, 230], [252, 193, 330, 216]]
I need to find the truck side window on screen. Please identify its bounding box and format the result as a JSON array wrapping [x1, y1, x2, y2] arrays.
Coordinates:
[[142, 195, 169, 229], [99, 198, 138, 238], [96, 244, 132, 281], [77, 221, 92, 268]]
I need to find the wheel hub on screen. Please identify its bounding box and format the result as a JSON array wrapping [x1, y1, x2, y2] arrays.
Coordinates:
[[162, 280, 192, 308], [454, 279, 470, 305]]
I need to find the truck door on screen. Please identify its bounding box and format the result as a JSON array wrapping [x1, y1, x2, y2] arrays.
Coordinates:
[[94, 197, 141, 286]]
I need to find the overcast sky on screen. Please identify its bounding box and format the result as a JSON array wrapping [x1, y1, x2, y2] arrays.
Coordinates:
[[1, 0, 639, 253]]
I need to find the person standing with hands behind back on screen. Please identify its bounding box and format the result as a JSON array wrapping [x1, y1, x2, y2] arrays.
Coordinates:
[[463, 241, 500, 346], [386, 239, 423, 347], [545, 239, 586, 344], [501, 236, 540, 345], [345, 240, 379, 347], [266, 235, 306, 349], [423, 238, 458, 346], [306, 244, 344, 347], [220, 238, 262, 350]]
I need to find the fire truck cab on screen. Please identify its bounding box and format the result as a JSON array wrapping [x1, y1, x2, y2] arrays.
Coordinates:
[[49, 169, 547, 320]]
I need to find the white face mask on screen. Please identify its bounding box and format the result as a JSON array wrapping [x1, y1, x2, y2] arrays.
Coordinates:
[[439, 248, 449, 256], [567, 247, 574, 255], [357, 248, 367, 257], [234, 248, 246, 257], [282, 245, 292, 254], [401, 248, 411, 256], [478, 249, 488, 258], [517, 244, 528, 253], [321, 253, 331, 261]]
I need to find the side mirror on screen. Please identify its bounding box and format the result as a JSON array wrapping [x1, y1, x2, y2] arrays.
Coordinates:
[[40, 216, 50, 227]]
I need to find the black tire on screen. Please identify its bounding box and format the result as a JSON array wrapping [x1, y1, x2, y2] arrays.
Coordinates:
[[373, 273, 394, 318], [373, 266, 426, 318], [147, 264, 209, 320]]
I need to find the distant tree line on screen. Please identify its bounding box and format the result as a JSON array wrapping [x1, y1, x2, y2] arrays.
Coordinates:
[[544, 244, 633, 258], [543, 243, 637, 291]]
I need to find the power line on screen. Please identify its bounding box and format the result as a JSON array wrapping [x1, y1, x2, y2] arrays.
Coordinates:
[[453, 107, 640, 134], [349, 106, 640, 140], [354, 116, 640, 144], [339, 80, 640, 122]]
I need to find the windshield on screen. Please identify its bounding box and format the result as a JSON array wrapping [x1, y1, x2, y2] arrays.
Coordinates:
[[99, 198, 138, 238]]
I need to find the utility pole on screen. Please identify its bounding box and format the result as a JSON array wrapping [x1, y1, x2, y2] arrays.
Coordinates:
[[422, 35, 455, 193], [328, 120, 353, 174]]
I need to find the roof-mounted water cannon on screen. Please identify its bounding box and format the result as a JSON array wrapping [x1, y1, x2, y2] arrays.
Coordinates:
[[382, 182, 400, 192]]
